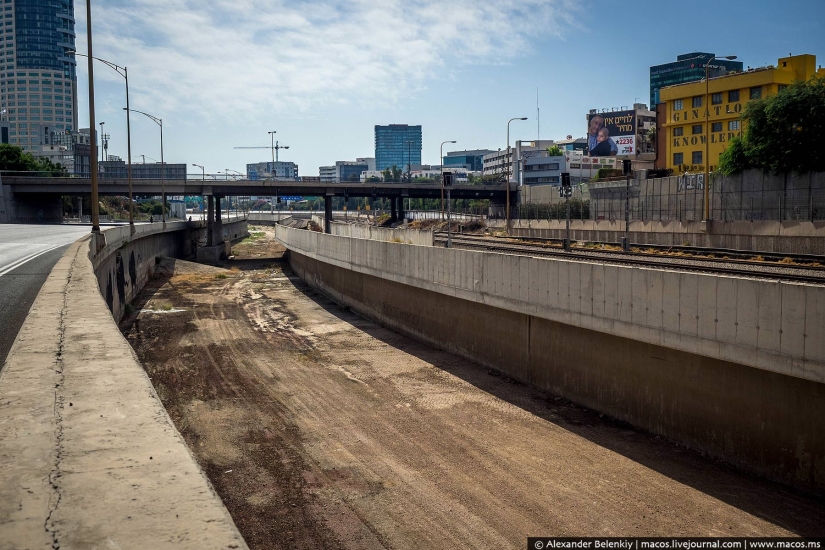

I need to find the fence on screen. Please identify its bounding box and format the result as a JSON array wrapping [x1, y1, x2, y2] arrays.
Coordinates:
[[578, 169, 825, 223]]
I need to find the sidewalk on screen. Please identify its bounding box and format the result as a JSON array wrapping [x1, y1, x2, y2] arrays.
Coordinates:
[[0, 236, 247, 549]]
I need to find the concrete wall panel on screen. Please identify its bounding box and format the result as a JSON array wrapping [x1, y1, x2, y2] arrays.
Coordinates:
[[757, 282, 782, 353], [805, 286, 825, 364], [679, 274, 699, 339], [274, 224, 825, 385], [736, 280, 760, 349], [697, 276, 718, 341]]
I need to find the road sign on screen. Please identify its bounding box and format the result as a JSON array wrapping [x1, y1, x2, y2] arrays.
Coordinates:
[[280, 196, 303, 201]]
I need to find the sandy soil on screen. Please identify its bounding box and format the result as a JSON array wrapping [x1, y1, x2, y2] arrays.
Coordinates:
[[121, 226, 825, 549]]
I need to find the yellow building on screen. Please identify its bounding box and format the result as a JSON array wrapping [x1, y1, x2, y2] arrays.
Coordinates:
[[659, 54, 825, 173]]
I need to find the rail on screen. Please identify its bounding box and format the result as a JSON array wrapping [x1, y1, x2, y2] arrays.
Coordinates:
[[433, 233, 825, 284]]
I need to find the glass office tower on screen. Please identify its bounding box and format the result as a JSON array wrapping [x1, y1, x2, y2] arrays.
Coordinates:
[[0, 0, 78, 151], [375, 124, 422, 172], [650, 52, 742, 108]]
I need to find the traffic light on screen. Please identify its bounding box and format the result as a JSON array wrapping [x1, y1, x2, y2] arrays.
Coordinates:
[[623, 159, 632, 175], [560, 172, 572, 198], [443, 171, 453, 187]]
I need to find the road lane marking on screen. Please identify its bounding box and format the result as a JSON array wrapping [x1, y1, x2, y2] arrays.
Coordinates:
[[0, 244, 64, 278]]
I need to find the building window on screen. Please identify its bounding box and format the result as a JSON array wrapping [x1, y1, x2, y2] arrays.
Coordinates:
[[750, 86, 762, 99], [712, 93, 722, 105], [692, 96, 702, 108], [729, 90, 739, 102], [673, 99, 683, 111], [692, 151, 703, 164], [673, 153, 684, 165], [729, 120, 740, 131], [673, 127, 684, 137], [711, 122, 722, 132], [692, 124, 703, 134]]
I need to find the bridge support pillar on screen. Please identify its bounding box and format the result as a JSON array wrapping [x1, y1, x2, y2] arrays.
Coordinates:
[[206, 195, 214, 246], [324, 196, 332, 234], [214, 196, 224, 245], [397, 197, 405, 223], [390, 198, 398, 223]]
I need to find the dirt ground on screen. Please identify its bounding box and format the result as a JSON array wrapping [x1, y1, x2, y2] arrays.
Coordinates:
[[121, 226, 825, 549]]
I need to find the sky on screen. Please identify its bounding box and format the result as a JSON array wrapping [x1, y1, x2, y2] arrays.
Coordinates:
[[74, 0, 825, 177]]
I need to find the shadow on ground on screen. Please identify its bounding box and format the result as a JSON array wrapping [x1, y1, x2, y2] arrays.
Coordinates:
[[281, 263, 825, 537]]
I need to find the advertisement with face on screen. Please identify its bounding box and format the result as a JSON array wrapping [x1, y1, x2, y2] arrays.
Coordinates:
[[587, 111, 637, 157]]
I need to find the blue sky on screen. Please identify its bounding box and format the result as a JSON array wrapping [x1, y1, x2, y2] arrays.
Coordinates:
[[75, 0, 825, 176]]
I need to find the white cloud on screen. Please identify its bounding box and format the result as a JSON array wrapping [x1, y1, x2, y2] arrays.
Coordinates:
[[78, 0, 580, 122]]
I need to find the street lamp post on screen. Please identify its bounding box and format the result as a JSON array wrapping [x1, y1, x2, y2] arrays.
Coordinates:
[[192, 163, 205, 180], [440, 140, 456, 220], [83, 0, 101, 233], [67, 50, 134, 232], [506, 117, 528, 234], [704, 55, 737, 221], [99, 121, 105, 166], [406, 140, 414, 183], [126, 108, 165, 228]]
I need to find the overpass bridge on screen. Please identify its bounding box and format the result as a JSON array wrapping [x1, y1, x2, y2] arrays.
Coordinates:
[[0, 175, 513, 225]]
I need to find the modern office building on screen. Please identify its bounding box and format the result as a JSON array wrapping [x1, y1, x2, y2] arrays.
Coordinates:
[[319, 160, 370, 182], [246, 161, 298, 180], [99, 160, 187, 180], [443, 149, 494, 171], [659, 54, 825, 173], [0, 0, 78, 152], [650, 52, 742, 108], [374, 124, 422, 172]]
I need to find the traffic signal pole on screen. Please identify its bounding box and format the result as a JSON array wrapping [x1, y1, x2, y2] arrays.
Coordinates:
[[561, 172, 571, 251]]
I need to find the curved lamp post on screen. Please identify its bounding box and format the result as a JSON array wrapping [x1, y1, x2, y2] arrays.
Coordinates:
[[704, 54, 737, 221], [126, 108, 164, 228], [506, 117, 528, 234], [67, 50, 134, 232]]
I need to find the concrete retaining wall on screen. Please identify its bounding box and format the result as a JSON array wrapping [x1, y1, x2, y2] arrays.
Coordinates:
[[91, 218, 248, 321], [325, 219, 434, 246], [0, 183, 63, 224], [275, 224, 825, 492], [488, 218, 825, 255]]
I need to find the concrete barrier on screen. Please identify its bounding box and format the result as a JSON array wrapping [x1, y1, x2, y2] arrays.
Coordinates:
[[0, 227, 248, 548], [489, 219, 825, 255], [322, 219, 434, 246], [92, 218, 248, 320], [275, 223, 825, 493]]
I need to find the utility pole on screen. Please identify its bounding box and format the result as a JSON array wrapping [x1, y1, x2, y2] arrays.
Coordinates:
[[561, 172, 572, 251], [623, 159, 632, 251]]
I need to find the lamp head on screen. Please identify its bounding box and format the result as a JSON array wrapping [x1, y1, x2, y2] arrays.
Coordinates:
[[519, 117, 528, 120]]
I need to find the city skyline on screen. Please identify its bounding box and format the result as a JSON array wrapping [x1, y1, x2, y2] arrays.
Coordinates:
[[69, 0, 825, 176]]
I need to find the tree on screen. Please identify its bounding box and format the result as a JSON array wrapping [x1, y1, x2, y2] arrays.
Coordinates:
[[0, 143, 40, 172], [0, 144, 69, 176], [381, 164, 403, 183], [718, 78, 825, 175], [546, 145, 564, 156]]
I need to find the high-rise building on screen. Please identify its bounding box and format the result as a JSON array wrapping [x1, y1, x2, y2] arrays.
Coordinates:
[[375, 124, 422, 172], [0, 0, 78, 152], [650, 52, 742, 108], [443, 149, 494, 171]]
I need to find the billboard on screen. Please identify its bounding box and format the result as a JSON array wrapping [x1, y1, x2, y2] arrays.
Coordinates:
[[586, 110, 637, 157]]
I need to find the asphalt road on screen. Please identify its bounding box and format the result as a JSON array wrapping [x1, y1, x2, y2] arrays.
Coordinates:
[[0, 224, 90, 367]]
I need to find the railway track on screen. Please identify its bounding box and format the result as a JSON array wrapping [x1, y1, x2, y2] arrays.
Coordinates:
[[433, 232, 825, 284]]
